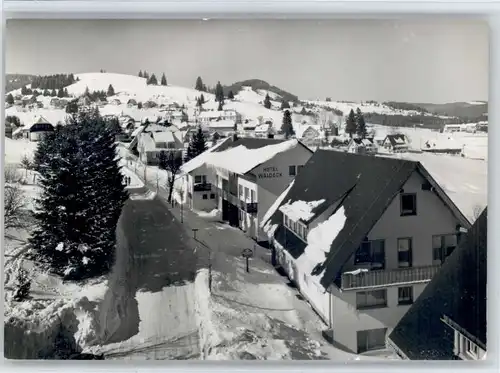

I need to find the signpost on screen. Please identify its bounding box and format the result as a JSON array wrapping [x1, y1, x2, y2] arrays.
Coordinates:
[[241, 248, 254, 273], [192, 228, 199, 240]]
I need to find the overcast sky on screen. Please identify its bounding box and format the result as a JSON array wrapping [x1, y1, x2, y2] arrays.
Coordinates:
[[6, 19, 488, 103]]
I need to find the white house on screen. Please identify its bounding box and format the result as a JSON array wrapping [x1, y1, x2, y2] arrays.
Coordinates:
[[198, 109, 242, 124], [382, 134, 410, 153], [261, 150, 471, 354], [180, 137, 313, 241], [388, 208, 486, 360], [137, 124, 184, 165], [347, 137, 378, 155]]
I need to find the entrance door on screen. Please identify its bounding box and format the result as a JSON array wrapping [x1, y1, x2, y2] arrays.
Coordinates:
[[357, 328, 387, 353]]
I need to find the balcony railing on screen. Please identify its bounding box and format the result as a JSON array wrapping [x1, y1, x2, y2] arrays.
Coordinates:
[[214, 186, 239, 206], [239, 200, 258, 214], [341, 264, 441, 290], [193, 182, 212, 192]]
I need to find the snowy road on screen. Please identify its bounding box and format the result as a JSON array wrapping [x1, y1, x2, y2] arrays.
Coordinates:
[[89, 192, 201, 360]]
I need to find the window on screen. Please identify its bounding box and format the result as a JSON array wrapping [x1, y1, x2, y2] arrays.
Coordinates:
[[397, 238, 413, 268], [244, 187, 249, 201], [195, 175, 206, 184], [400, 193, 417, 216], [250, 189, 255, 203], [289, 165, 297, 176], [356, 289, 387, 310], [433, 234, 457, 264], [298, 165, 304, 174], [465, 338, 479, 359], [354, 240, 385, 268], [357, 328, 387, 353], [239, 185, 244, 197], [210, 193, 215, 199], [202, 194, 208, 200], [398, 286, 413, 305]]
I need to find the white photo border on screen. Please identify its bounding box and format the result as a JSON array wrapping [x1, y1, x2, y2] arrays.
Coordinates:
[[0, 1, 497, 373]]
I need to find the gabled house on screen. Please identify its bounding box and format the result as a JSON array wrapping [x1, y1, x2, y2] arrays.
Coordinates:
[[347, 137, 377, 155], [78, 96, 91, 107], [261, 150, 471, 354], [110, 98, 122, 105], [207, 119, 236, 137], [143, 100, 158, 109], [181, 137, 314, 240], [295, 124, 324, 147], [164, 110, 188, 124], [137, 125, 184, 165], [382, 134, 410, 153], [387, 208, 486, 361], [198, 109, 242, 124], [127, 98, 137, 107], [28, 116, 55, 142]]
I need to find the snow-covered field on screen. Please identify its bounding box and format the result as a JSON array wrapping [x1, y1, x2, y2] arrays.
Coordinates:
[[4, 138, 38, 165]]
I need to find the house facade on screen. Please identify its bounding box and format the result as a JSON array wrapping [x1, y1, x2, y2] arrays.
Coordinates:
[[388, 208, 486, 360], [29, 116, 55, 142], [198, 109, 242, 124], [296, 125, 323, 148], [262, 150, 471, 354]]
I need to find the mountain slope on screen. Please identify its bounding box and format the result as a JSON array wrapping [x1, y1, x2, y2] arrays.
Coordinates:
[[223, 79, 299, 103], [5, 74, 35, 92], [415, 102, 488, 120]]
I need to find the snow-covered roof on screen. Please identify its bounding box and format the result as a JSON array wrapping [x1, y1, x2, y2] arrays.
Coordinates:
[[207, 139, 300, 175], [180, 137, 232, 175], [131, 126, 144, 138], [279, 199, 326, 223], [198, 111, 223, 119], [152, 131, 175, 143], [208, 119, 236, 129], [254, 123, 270, 133]]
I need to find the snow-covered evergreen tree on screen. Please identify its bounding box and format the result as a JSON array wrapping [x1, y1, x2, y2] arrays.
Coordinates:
[[263, 94, 272, 109], [355, 107, 367, 138], [107, 84, 115, 96], [281, 110, 295, 139], [184, 127, 207, 163], [161, 73, 167, 86], [345, 109, 357, 138]]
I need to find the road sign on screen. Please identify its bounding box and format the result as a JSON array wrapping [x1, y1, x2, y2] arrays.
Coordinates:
[[241, 248, 253, 258], [241, 248, 254, 273]]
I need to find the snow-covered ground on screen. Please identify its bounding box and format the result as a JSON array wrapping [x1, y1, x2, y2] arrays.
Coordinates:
[[4, 138, 38, 165]]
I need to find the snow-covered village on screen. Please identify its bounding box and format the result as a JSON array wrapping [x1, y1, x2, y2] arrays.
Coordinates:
[[3, 19, 488, 361]]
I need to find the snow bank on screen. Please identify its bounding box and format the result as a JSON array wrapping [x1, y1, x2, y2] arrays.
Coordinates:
[[194, 269, 220, 359], [195, 209, 219, 218], [129, 190, 156, 200], [279, 199, 325, 222]]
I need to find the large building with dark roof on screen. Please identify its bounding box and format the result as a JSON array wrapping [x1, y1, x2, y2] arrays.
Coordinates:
[[388, 207, 487, 360], [261, 149, 472, 354]]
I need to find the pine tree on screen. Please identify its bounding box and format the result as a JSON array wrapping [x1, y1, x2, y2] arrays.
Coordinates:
[[228, 90, 234, 100], [84, 86, 90, 97], [184, 127, 207, 163], [147, 74, 158, 85], [345, 109, 357, 138], [107, 84, 115, 97], [64, 88, 69, 97], [161, 73, 167, 86], [30, 109, 128, 280], [281, 100, 290, 110], [138, 102, 143, 109], [211, 132, 221, 147], [355, 107, 367, 138], [200, 94, 205, 104], [143, 71, 150, 80], [218, 100, 224, 111], [138, 70, 143, 78], [263, 94, 272, 109], [6, 93, 14, 105], [43, 89, 50, 96], [215, 81, 224, 102], [57, 88, 65, 98], [195, 76, 204, 91], [65, 100, 79, 114], [21, 85, 28, 95], [281, 110, 295, 139]]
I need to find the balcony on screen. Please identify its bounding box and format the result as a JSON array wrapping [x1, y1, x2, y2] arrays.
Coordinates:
[[239, 200, 258, 214], [193, 182, 212, 192], [214, 186, 239, 206], [340, 264, 441, 291]]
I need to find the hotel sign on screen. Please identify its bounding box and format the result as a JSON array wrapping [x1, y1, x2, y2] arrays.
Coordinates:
[[257, 166, 282, 179]]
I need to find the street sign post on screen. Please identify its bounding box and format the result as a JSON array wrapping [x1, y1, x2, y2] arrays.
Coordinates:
[[241, 248, 254, 273]]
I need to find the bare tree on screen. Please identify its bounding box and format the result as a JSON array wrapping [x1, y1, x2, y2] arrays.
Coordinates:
[[4, 184, 27, 230], [158, 151, 183, 203], [4, 166, 22, 184]]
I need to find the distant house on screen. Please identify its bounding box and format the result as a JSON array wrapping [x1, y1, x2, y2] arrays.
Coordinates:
[[143, 100, 158, 109], [261, 150, 471, 354], [14, 99, 23, 107], [295, 125, 323, 147], [165, 110, 189, 124], [78, 96, 91, 106], [421, 139, 463, 156], [110, 98, 122, 105], [382, 134, 410, 153], [28, 116, 55, 142], [119, 115, 136, 133], [254, 123, 273, 138], [347, 137, 378, 155], [5, 122, 14, 139], [137, 125, 184, 165], [388, 208, 486, 361], [95, 97, 107, 107], [207, 119, 236, 137], [198, 109, 242, 124], [184, 124, 211, 144], [127, 98, 137, 107]]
